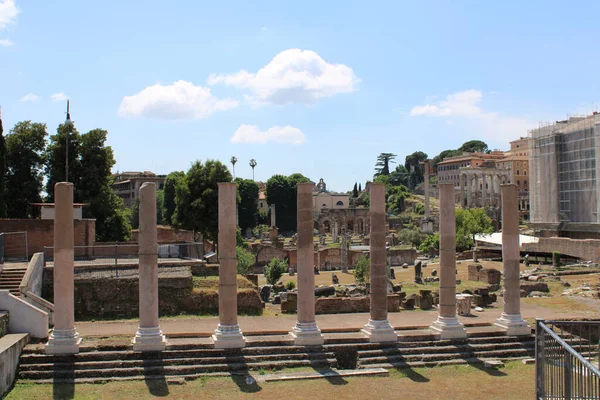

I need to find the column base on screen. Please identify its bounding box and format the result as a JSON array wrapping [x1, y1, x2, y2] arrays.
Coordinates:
[[212, 324, 246, 349], [430, 316, 467, 339], [45, 327, 82, 354], [494, 313, 531, 336], [290, 321, 324, 346], [361, 319, 398, 343], [132, 326, 167, 352]]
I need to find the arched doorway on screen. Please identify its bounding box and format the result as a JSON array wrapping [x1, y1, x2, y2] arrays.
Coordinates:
[[357, 218, 364, 234], [323, 220, 331, 234], [347, 219, 353, 232]]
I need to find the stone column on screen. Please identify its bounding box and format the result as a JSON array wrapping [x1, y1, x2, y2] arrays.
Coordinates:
[[133, 183, 167, 351], [424, 169, 431, 218], [466, 175, 472, 208], [213, 183, 245, 348], [270, 204, 276, 227], [481, 174, 487, 208], [332, 220, 339, 243], [45, 182, 81, 354], [290, 183, 324, 345], [459, 173, 466, 209], [362, 183, 397, 343], [430, 184, 466, 339], [494, 185, 530, 335]]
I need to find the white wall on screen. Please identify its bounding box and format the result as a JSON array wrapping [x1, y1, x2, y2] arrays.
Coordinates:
[[0, 291, 48, 339]]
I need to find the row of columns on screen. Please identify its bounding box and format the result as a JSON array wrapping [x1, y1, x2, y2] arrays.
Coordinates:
[[45, 181, 529, 355], [460, 172, 507, 209]]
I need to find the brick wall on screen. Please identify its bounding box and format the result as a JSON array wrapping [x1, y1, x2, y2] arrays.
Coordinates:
[[131, 226, 194, 243], [390, 249, 418, 266], [0, 219, 95, 259], [315, 295, 400, 314]]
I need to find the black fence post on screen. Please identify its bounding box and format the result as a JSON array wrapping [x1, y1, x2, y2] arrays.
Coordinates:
[[536, 318, 544, 399]]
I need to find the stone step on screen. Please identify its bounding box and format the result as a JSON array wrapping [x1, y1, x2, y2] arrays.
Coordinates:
[[19, 358, 338, 380], [365, 356, 532, 369], [20, 352, 336, 371], [359, 348, 534, 365], [357, 341, 534, 357]]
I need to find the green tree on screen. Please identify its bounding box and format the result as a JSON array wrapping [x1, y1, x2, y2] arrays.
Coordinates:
[[45, 122, 82, 201], [235, 178, 259, 232], [156, 189, 165, 225], [0, 112, 6, 218], [387, 185, 410, 214], [389, 164, 410, 187], [236, 246, 256, 274], [249, 159, 257, 180], [130, 198, 140, 229], [458, 140, 489, 154], [230, 156, 238, 178], [352, 182, 358, 198], [5, 121, 47, 218], [374, 153, 397, 177], [404, 151, 428, 190], [174, 159, 232, 243], [265, 173, 309, 232], [163, 171, 185, 226], [354, 255, 370, 285], [419, 232, 439, 254], [358, 182, 362, 192], [264, 258, 288, 285], [455, 208, 494, 251], [431, 149, 460, 170]]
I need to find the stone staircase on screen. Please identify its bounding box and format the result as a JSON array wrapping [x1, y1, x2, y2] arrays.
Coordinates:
[[0, 268, 26, 295], [17, 329, 541, 384]]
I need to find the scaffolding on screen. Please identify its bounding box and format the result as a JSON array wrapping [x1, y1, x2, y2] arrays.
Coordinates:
[[529, 113, 600, 232]]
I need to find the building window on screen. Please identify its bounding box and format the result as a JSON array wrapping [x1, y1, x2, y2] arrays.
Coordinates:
[[524, 170, 527, 176], [336, 201, 344, 206], [516, 170, 520, 175], [517, 180, 520, 186]]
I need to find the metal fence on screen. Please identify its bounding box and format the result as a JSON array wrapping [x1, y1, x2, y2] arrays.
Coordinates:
[[0, 231, 28, 262], [43, 242, 204, 266], [536, 319, 600, 399]]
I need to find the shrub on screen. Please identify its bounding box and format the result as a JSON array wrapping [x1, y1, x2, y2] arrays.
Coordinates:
[[552, 251, 561, 267], [265, 258, 288, 285], [285, 280, 296, 290], [354, 255, 370, 285], [419, 233, 439, 254], [236, 246, 256, 274], [397, 227, 428, 248]]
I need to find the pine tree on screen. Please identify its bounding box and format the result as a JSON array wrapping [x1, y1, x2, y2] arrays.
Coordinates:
[[352, 182, 358, 198], [358, 182, 362, 193]]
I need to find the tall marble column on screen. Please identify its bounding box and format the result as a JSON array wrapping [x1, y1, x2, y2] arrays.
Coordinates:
[[481, 174, 487, 208], [495, 185, 530, 335], [466, 175, 472, 208], [213, 183, 246, 348], [46, 182, 81, 354], [459, 173, 466, 209], [362, 183, 397, 343], [133, 183, 167, 351], [430, 184, 467, 339], [290, 183, 324, 345]]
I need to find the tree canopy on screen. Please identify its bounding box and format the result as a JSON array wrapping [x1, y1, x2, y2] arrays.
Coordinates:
[[374, 153, 397, 177], [162, 171, 185, 226], [265, 173, 310, 232], [174, 159, 232, 242], [0, 113, 6, 218], [4, 121, 47, 218], [455, 208, 494, 251], [235, 178, 259, 233], [458, 140, 489, 154]]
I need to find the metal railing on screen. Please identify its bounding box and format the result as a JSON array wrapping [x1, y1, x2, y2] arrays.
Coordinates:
[[43, 242, 204, 266], [536, 319, 600, 399]]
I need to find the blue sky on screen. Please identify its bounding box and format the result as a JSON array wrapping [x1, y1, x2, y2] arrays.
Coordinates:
[[1, 0, 600, 192]]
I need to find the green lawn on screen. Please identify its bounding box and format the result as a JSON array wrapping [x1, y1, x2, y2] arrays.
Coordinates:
[[7, 362, 534, 400]]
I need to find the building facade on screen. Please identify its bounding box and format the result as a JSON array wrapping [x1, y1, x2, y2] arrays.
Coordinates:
[[529, 113, 600, 238], [112, 171, 166, 207]]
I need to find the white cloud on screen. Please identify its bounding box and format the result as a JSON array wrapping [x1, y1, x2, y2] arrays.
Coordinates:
[[208, 48, 359, 106], [231, 124, 305, 144], [410, 89, 536, 141], [0, 38, 13, 46], [0, 0, 18, 30], [118, 80, 239, 119], [50, 92, 68, 102], [19, 93, 38, 102]]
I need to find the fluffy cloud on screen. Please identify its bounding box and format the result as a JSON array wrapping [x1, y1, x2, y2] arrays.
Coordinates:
[[0, 38, 13, 46], [118, 80, 238, 119], [208, 49, 359, 105], [50, 92, 68, 102], [231, 124, 305, 144], [410, 89, 535, 141], [0, 0, 18, 30], [19, 93, 38, 102]]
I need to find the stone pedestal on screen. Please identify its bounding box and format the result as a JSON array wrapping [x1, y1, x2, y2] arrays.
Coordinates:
[[495, 185, 530, 336], [362, 183, 397, 343], [430, 184, 467, 339], [291, 183, 324, 346], [456, 294, 472, 316], [213, 183, 246, 349], [133, 183, 167, 352], [46, 182, 81, 354]]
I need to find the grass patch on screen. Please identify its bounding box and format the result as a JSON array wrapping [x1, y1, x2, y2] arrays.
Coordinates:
[[6, 361, 534, 400], [192, 275, 256, 289], [522, 296, 596, 313]]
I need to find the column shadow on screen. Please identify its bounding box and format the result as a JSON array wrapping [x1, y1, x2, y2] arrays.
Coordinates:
[[224, 349, 262, 393], [143, 358, 170, 397], [380, 346, 430, 383], [458, 342, 508, 377], [52, 357, 75, 400], [308, 348, 348, 386]]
